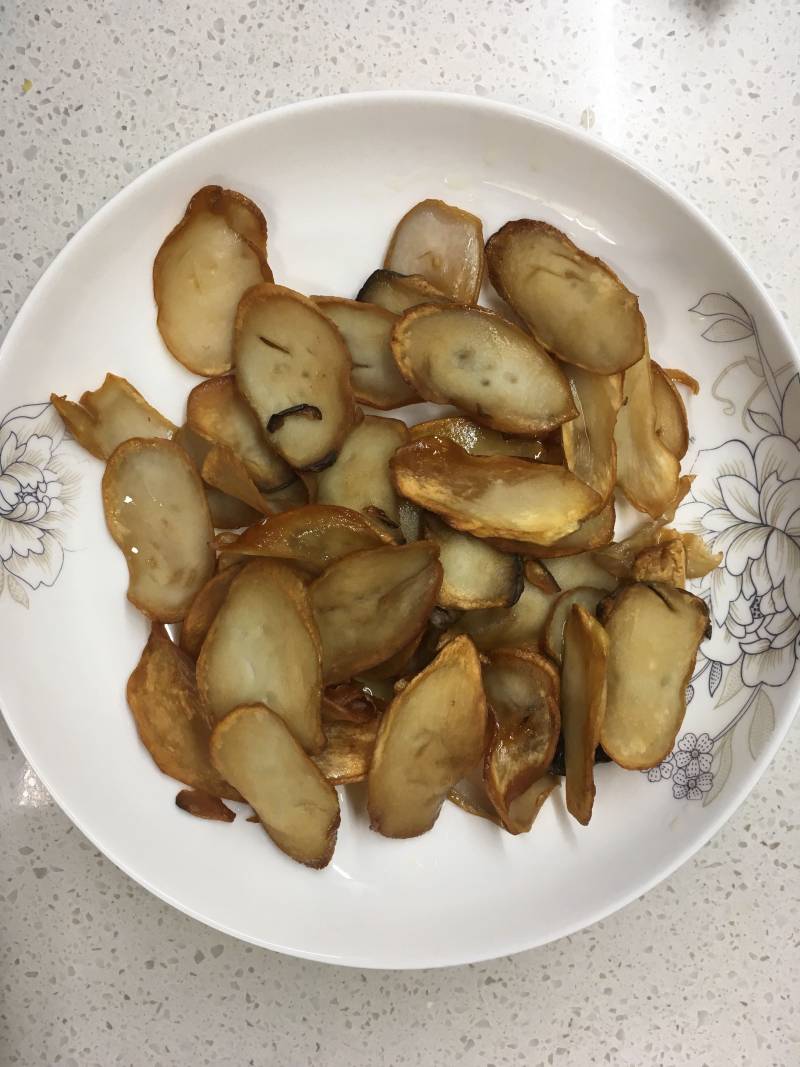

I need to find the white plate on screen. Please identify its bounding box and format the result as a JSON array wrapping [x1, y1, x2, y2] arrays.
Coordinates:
[[1, 92, 798, 969]]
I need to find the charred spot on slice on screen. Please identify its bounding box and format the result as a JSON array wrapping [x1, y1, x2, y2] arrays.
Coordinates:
[[259, 335, 291, 355], [299, 450, 339, 473], [266, 404, 323, 434]]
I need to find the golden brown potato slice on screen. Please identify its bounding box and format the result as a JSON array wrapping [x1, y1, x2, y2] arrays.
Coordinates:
[[423, 512, 523, 610], [502, 774, 559, 835], [103, 438, 214, 621], [598, 583, 710, 769], [443, 577, 557, 652], [652, 362, 690, 460], [210, 704, 339, 868], [312, 717, 380, 785], [592, 478, 696, 578], [153, 186, 272, 376], [681, 533, 722, 579], [173, 425, 262, 530], [357, 269, 449, 314], [196, 560, 324, 752], [384, 199, 484, 303], [487, 500, 616, 559], [186, 376, 294, 490], [368, 636, 487, 838], [485, 219, 645, 374], [313, 297, 419, 409], [199, 443, 280, 516], [126, 625, 238, 799], [179, 564, 244, 659], [664, 367, 700, 394], [615, 344, 681, 518], [632, 539, 687, 587], [322, 683, 384, 724], [561, 605, 609, 826], [542, 552, 618, 593], [392, 304, 576, 435], [214, 504, 393, 575], [175, 789, 235, 822], [409, 415, 560, 463], [391, 437, 601, 544], [50, 373, 176, 460], [234, 284, 356, 471], [448, 774, 501, 825], [543, 586, 605, 664], [561, 366, 623, 500], [310, 541, 442, 683], [314, 416, 409, 535], [523, 559, 560, 593]]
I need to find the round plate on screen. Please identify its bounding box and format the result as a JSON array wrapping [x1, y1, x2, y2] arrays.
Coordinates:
[[1, 92, 798, 969]]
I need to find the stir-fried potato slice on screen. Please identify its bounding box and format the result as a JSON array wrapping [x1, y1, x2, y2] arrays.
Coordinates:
[[681, 532, 723, 579], [664, 367, 700, 394], [313, 297, 419, 409], [173, 425, 261, 530], [314, 416, 409, 535], [503, 774, 560, 835], [384, 199, 484, 303], [543, 552, 618, 593], [391, 438, 601, 544], [210, 704, 340, 868], [424, 512, 523, 610], [652, 362, 690, 459], [312, 717, 380, 785], [561, 605, 609, 825], [409, 415, 560, 463], [368, 636, 487, 838], [196, 560, 324, 752], [179, 564, 244, 659], [235, 284, 356, 471], [632, 539, 686, 587], [443, 577, 557, 652], [523, 559, 560, 593], [322, 683, 384, 724], [154, 186, 272, 376], [310, 541, 442, 683], [392, 304, 576, 435], [200, 443, 280, 516], [175, 789, 235, 822], [448, 770, 501, 825], [51, 373, 176, 460], [103, 438, 214, 621], [561, 366, 623, 500], [599, 582, 710, 769], [357, 632, 424, 683], [186, 376, 294, 490], [126, 624, 238, 799], [357, 269, 448, 314], [487, 500, 616, 559], [485, 220, 645, 374], [543, 586, 605, 664]]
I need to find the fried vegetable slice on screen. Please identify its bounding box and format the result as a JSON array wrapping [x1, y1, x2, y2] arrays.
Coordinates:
[[313, 297, 419, 409], [392, 304, 576, 434], [592, 477, 696, 577], [423, 512, 523, 610], [103, 438, 214, 621], [200, 443, 279, 516], [409, 415, 560, 463], [175, 789, 235, 822], [523, 559, 560, 593], [322, 683, 384, 724], [486, 500, 616, 559], [153, 186, 272, 376], [391, 437, 601, 544], [443, 578, 557, 652], [664, 367, 700, 394], [615, 343, 681, 518], [502, 774, 559, 835], [312, 717, 380, 785], [186, 376, 294, 490], [196, 560, 324, 752], [485, 219, 645, 374], [448, 771, 501, 825], [561, 366, 623, 500], [179, 564, 244, 659], [681, 533, 722, 579], [314, 416, 409, 534], [126, 624, 238, 799], [384, 199, 484, 303], [50, 373, 176, 460], [542, 552, 618, 593], [368, 636, 487, 837], [357, 269, 448, 314], [598, 582, 710, 769], [632, 539, 686, 587], [234, 283, 356, 471], [543, 586, 605, 663], [210, 704, 340, 868], [357, 632, 424, 683], [310, 541, 442, 683], [174, 425, 261, 530], [652, 362, 689, 460]]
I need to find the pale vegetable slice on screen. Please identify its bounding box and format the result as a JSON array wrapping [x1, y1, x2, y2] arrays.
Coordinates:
[[367, 636, 487, 838], [314, 416, 409, 535], [196, 560, 324, 752], [234, 283, 356, 471], [214, 504, 393, 575], [681, 533, 722, 579], [448, 771, 501, 825], [173, 425, 261, 530], [50, 373, 176, 460], [175, 789, 235, 822], [310, 541, 442, 683], [543, 586, 605, 664], [423, 512, 523, 610], [179, 564, 244, 659], [391, 437, 601, 544], [311, 717, 380, 785], [409, 415, 560, 463], [357, 269, 448, 314], [443, 578, 557, 652], [126, 624, 238, 799], [392, 304, 576, 435], [485, 219, 645, 374], [102, 438, 214, 621], [615, 343, 681, 518], [503, 774, 559, 835], [186, 376, 294, 490], [652, 362, 689, 459], [313, 297, 419, 409], [561, 366, 623, 500], [357, 632, 424, 683], [543, 552, 618, 593], [487, 500, 616, 559], [153, 186, 272, 376], [592, 477, 695, 577], [200, 443, 279, 516], [210, 704, 339, 868], [632, 539, 686, 587], [561, 605, 609, 825], [598, 582, 710, 769], [384, 199, 484, 303]]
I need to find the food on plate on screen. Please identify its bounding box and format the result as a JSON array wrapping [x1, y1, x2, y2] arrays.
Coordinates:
[[175, 789, 236, 822], [442, 577, 557, 652], [153, 186, 272, 376], [423, 512, 523, 610], [652, 362, 690, 460], [173, 425, 262, 529], [486, 500, 617, 559], [409, 414, 560, 462], [560, 366, 623, 501], [543, 586, 606, 664], [540, 552, 618, 593], [632, 539, 687, 587], [356, 268, 448, 314], [322, 683, 384, 724], [311, 717, 380, 785], [179, 564, 244, 659], [200, 442, 283, 516], [210, 704, 340, 868]]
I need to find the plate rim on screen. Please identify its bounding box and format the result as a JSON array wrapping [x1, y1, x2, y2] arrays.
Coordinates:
[[1, 89, 798, 969]]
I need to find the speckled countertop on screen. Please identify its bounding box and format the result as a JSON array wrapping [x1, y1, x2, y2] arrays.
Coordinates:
[[1, 1, 799, 1064]]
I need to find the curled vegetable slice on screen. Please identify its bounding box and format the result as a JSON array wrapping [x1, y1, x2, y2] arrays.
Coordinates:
[[502, 774, 559, 835], [200, 443, 280, 516], [174, 425, 261, 530], [175, 790, 235, 822], [384, 199, 484, 303], [632, 539, 687, 587], [322, 683, 384, 724], [543, 586, 605, 664], [311, 717, 380, 785], [652, 362, 690, 460], [486, 500, 616, 559], [542, 552, 618, 593], [179, 563, 244, 659], [442, 578, 557, 653], [409, 415, 560, 463], [561, 366, 623, 500], [357, 269, 448, 314], [423, 512, 523, 610]]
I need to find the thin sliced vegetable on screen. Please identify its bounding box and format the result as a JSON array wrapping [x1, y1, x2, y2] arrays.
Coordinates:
[[632, 539, 686, 587], [200, 443, 278, 516], [357, 633, 424, 683], [486, 500, 616, 559], [523, 559, 560, 593], [503, 774, 559, 835], [409, 415, 560, 463], [322, 683, 384, 724], [179, 564, 244, 659], [592, 476, 695, 577], [664, 367, 700, 394], [542, 552, 618, 593], [312, 718, 380, 785], [175, 789, 235, 822], [443, 578, 557, 652], [681, 533, 722, 579], [424, 512, 523, 610], [543, 586, 605, 664], [561, 366, 623, 500], [174, 425, 261, 529], [384, 199, 484, 303], [357, 269, 448, 314], [652, 362, 690, 460]]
